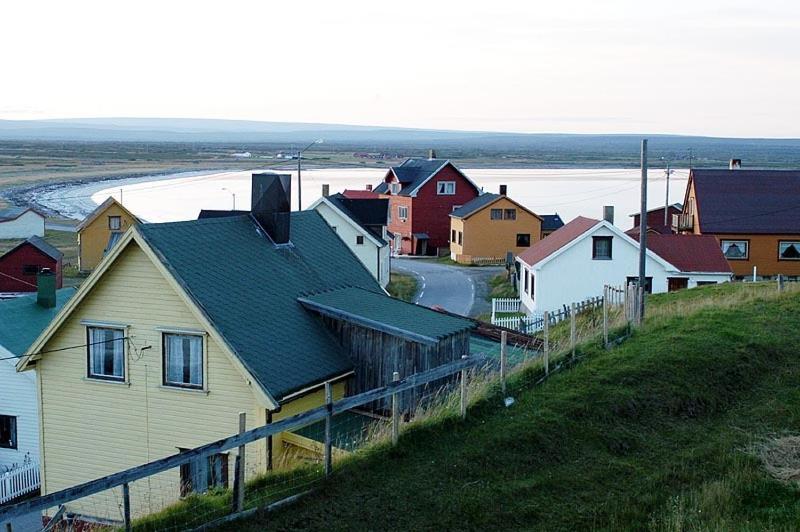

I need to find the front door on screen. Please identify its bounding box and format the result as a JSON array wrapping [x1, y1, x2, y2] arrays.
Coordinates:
[[668, 277, 689, 292]]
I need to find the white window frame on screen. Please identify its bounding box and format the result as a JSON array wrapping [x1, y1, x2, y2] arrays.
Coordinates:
[[398, 206, 409, 220], [437, 181, 456, 195], [87, 326, 127, 382], [163, 332, 205, 390], [721, 240, 749, 260], [778, 241, 800, 261], [108, 215, 122, 231], [390, 183, 401, 195]]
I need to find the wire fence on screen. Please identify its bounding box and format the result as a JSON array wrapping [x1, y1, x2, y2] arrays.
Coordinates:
[[0, 287, 639, 532]]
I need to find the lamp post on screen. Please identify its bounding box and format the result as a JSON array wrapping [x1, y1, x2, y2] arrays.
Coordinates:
[[297, 139, 324, 211], [222, 187, 236, 210]]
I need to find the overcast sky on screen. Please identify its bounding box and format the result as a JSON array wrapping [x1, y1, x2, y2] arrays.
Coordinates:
[[2, 0, 798, 137]]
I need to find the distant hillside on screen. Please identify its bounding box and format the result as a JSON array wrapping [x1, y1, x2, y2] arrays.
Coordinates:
[[2, 118, 800, 167]]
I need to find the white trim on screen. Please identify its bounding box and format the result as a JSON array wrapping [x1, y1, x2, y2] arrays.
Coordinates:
[[400, 161, 482, 198], [308, 197, 386, 248], [80, 319, 130, 329], [154, 326, 208, 336]]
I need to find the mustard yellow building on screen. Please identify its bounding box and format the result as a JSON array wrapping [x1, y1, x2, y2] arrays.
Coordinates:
[[449, 190, 543, 264], [77, 197, 140, 272]]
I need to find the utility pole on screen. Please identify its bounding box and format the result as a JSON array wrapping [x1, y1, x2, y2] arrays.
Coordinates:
[[687, 147, 694, 170], [638, 139, 648, 325], [663, 160, 673, 227], [297, 149, 302, 211]]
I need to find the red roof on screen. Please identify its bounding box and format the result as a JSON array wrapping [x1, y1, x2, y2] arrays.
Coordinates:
[[342, 189, 380, 199], [644, 234, 731, 273], [517, 216, 600, 266]]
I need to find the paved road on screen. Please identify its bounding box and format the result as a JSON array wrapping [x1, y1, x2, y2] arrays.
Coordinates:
[[45, 221, 78, 232], [392, 258, 505, 317]]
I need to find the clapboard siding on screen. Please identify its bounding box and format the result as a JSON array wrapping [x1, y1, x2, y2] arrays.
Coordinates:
[[0, 210, 45, 240], [0, 356, 38, 469], [320, 316, 470, 412]]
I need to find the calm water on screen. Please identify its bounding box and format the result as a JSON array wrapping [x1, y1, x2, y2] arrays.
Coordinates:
[[43, 168, 689, 229]]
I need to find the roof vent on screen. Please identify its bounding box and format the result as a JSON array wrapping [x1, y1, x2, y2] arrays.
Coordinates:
[[499, 184, 508, 196], [251, 172, 292, 244], [603, 206, 615, 225], [729, 158, 742, 170]]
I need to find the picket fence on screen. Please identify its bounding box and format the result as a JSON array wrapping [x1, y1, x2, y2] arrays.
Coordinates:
[[0, 461, 40, 504]]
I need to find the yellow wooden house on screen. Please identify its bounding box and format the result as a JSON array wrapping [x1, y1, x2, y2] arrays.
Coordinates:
[[17, 173, 476, 521], [449, 188, 543, 264], [77, 197, 140, 272]]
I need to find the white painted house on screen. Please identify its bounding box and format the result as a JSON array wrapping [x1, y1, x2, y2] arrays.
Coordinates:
[[0, 207, 45, 240], [516, 216, 732, 314], [0, 288, 73, 473], [310, 192, 391, 287]]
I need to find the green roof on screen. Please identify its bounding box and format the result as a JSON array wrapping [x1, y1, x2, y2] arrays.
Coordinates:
[[0, 289, 75, 356], [137, 211, 381, 401], [469, 333, 536, 367], [298, 286, 475, 345]]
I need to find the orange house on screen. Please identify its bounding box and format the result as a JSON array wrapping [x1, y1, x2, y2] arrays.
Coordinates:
[[674, 168, 800, 278], [77, 197, 140, 272], [449, 187, 543, 264]]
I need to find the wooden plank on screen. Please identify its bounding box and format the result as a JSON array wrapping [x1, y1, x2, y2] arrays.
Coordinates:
[[324, 382, 332, 477], [123, 483, 132, 532], [391, 372, 400, 445], [500, 331, 507, 396], [460, 356, 468, 419]]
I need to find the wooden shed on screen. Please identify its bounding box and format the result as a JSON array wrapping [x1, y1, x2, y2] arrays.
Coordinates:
[[298, 286, 475, 413]]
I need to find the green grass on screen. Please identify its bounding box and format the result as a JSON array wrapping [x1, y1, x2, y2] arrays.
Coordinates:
[[227, 283, 800, 530], [386, 273, 418, 302], [485, 272, 517, 301]]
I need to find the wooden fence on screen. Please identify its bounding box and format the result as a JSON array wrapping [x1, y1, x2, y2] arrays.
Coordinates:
[[492, 294, 609, 334], [0, 460, 40, 504], [0, 356, 484, 530], [471, 257, 506, 266]]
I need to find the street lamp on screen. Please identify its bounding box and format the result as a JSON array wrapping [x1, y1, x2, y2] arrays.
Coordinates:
[[222, 187, 236, 210], [660, 157, 675, 226], [297, 139, 323, 211]]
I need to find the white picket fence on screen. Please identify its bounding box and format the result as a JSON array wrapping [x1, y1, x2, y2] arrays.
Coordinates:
[[491, 314, 543, 332], [491, 297, 521, 319], [0, 461, 40, 504]]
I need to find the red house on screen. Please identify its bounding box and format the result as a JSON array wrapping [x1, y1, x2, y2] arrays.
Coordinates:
[[374, 157, 480, 255], [0, 235, 63, 293]]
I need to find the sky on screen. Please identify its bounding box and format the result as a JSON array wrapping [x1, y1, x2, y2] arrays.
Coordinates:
[[1, 0, 799, 137]]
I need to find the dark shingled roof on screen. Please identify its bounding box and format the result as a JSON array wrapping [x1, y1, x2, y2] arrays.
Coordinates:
[[4, 235, 64, 262], [326, 194, 389, 243], [137, 211, 382, 401], [373, 158, 451, 196], [517, 216, 601, 266], [0, 289, 74, 356], [299, 286, 474, 345], [198, 209, 251, 219], [450, 193, 501, 218], [691, 170, 800, 234], [540, 214, 565, 232]]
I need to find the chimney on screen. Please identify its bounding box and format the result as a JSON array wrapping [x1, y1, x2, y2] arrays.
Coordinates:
[[251, 172, 292, 244], [37, 269, 56, 308], [499, 184, 508, 196], [366, 184, 373, 191], [428, 149, 437, 160], [603, 206, 615, 225], [321, 184, 330, 198], [729, 158, 742, 170]]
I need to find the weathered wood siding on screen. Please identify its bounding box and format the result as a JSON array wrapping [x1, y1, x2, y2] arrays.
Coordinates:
[[319, 315, 470, 412]]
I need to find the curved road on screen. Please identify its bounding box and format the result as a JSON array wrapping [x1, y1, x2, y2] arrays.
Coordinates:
[[392, 258, 505, 317]]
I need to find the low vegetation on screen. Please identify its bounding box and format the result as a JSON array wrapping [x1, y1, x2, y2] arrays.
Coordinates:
[[386, 273, 418, 302], [485, 272, 517, 301], [225, 282, 800, 530]]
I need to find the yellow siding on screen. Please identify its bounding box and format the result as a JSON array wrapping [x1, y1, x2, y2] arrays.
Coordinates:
[[451, 198, 542, 264], [36, 242, 270, 519], [78, 202, 137, 271]]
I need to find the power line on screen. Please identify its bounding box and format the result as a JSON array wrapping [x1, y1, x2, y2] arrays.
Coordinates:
[[0, 335, 132, 362]]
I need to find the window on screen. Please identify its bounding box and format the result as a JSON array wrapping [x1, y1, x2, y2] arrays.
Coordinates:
[[330, 226, 337, 233], [22, 264, 39, 275], [436, 181, 456, 195], [0, 415, 17, 449], [180, 450, 228, 496], [524, 268, 529, 293], [721, 240, 749, 260], [356, 235, 365, 245], [530, 272, 535, 298], [451, 229, 457, 242], [164, 333, 204, 388], [779, 241, 800, 260], [458, 231, 463, 245], [592, 236, 613, 260], [504, 209, 517, 220], [490, 209, 503, 220], [108, 216, 122, 231], [516, 233, 531, 247], [87, 327, 125, 381], [390, 183, 401, 195], [398, 206, 408, 220], [626, 276, 653, 294]]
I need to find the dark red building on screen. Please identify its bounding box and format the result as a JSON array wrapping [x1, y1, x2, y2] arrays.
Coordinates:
[[0, 235, 63, 292], [630, 203, 683, 234], [374, 157, 480, 255]]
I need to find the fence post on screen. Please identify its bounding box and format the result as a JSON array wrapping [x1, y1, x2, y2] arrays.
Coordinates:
[[543, 311, 549, 375], [637, 286, 644, 326], [234, 412, 246, 513], [570, 302, 577, 357], [391, 371, 400, 445], [491, 298, 496, 323], [778, 274, 784, 293], [122, 482, 131, 532], [460, 355, 468, 420], [324, 381, 333, 476], [603, 286, 609, 349], [500, 330, 508, 396]]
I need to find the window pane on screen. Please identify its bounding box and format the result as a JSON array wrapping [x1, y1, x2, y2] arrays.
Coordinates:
[[0, 415, 16, 449], [721, 240, 748, 259], [165, 334, 203, 387], [593, 237, 612, 259], [516, 234, 530, 247], [490, 209, 502, 220], [780, 242, 800, 260], [504, 209, 517, 220], [88, 327, 124, 379]]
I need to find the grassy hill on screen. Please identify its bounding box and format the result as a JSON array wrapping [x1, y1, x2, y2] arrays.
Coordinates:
[[233, 283, 800, 531]]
